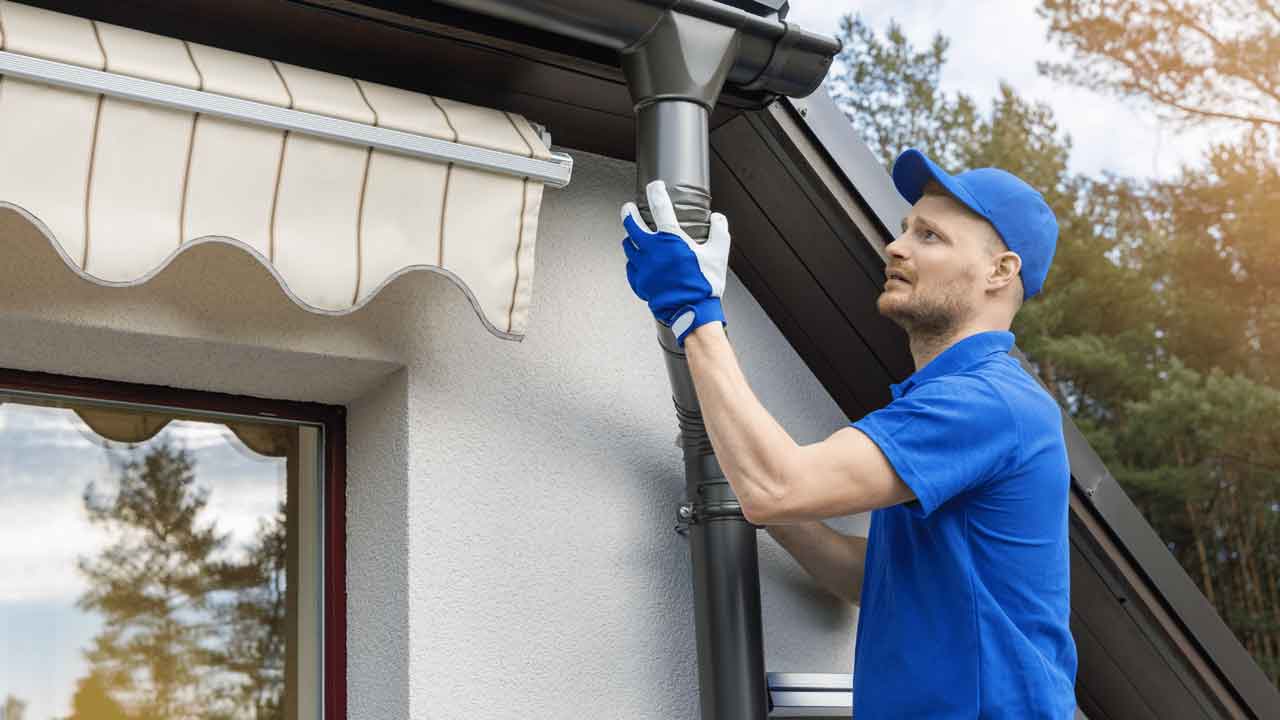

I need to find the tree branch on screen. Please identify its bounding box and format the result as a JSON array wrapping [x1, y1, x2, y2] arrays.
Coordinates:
[[1258, 0, 1280, 26], [1101, 49, 1279, 127], [1157, 0, 1280, 107]]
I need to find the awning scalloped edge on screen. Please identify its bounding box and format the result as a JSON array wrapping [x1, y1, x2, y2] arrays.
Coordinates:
[[0, 2, 559, 341], [1, 201, 527, 341]]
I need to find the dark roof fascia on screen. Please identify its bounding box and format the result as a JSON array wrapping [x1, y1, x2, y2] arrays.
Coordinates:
[[779, 93, 908, 241], [1061, 405, 1279, 715]]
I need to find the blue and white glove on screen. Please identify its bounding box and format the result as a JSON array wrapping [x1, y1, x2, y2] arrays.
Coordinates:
[[621, 180, 730, 347]]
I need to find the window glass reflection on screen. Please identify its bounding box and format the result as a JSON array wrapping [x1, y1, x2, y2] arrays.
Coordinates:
[[0, 399, 297, 720]]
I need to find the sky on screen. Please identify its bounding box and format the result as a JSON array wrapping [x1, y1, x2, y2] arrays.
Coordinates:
[[787, 0, 1222, 180], [0, 404, 286, 720]]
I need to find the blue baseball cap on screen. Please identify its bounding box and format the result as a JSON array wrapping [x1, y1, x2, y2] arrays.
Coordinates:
[[891, 148, 1058, 300]]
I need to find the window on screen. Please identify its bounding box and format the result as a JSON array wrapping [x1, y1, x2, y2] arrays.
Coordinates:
[[0, 369, 344, 720]]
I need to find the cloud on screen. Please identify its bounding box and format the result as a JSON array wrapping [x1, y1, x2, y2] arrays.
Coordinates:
[[0, 490, 109, 602], [0, 468, 284, 603]]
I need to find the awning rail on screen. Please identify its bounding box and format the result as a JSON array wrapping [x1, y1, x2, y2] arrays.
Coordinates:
[[0, 48, 573, 188]]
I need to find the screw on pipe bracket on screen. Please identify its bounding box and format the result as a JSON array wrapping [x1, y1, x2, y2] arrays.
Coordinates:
[[674, 498, 755, 535], [675, 502, 696, 535]]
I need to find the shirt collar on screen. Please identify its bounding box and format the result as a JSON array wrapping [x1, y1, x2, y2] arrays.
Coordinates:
[[890, 330, 1015, 399]]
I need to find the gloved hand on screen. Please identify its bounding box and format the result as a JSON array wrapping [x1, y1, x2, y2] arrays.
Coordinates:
[[621, 180, 730, 347]]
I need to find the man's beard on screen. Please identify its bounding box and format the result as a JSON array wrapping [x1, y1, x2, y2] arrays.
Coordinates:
[[877, 276, 973, 340]]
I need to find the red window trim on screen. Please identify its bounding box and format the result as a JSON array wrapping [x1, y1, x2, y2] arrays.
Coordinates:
[[0, 366, 347, 720]]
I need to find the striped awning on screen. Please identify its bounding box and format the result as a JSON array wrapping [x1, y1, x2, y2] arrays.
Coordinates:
[[0, 2, 572, 340]]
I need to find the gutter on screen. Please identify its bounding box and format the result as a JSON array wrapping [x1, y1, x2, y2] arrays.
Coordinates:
[[432, 2, 839, 718], [431, 0, 836, 98]]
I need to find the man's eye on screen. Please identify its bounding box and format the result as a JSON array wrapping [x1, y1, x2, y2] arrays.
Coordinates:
[[921, 229, 938, 241]]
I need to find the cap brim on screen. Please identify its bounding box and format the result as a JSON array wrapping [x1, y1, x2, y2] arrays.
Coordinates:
[[892, 148, 987, 218]]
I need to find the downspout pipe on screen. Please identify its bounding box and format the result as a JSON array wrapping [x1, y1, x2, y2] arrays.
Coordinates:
[[625, 14, 767, 720], [621, 11, 830, 712], [433, 3, 838, 718]]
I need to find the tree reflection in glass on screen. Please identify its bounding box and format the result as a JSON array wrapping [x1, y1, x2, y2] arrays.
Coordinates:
[[76, 440, 286, 720], [0, 401, 293, 720]]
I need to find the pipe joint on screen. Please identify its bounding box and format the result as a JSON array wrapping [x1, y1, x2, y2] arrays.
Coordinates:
[[621, 10, 739, 111]]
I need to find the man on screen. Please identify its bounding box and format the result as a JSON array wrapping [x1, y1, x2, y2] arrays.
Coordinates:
[[620, 148, 1078, 718]]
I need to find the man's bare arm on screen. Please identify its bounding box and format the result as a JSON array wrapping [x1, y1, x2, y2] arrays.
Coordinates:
[[683, 322, 915, 524], [767, 523, 868, 605]]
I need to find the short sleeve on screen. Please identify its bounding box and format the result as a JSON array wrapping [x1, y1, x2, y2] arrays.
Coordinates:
[[851, 375, 1018, 518]]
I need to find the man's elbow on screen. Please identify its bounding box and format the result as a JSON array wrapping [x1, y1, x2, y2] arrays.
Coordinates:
[[739, 496, 770, 526], [737, 475, 791, 526], [747, 450, 824, 525], [735, 446, 809, 525]]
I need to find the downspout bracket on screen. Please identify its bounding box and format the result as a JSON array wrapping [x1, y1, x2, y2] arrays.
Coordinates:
[[675, 499, 752, 535]]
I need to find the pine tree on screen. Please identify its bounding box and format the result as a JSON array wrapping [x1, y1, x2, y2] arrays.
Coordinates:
[[77, 439, 233, 719]]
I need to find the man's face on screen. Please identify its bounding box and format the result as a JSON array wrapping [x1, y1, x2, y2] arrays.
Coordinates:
[[878, 190, 999, 337]]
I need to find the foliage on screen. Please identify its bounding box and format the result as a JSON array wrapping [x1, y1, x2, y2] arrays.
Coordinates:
[[1038, 0, 1280, 130], [76, 440, 228, 719], [213, 504, 288, 720], [67, 673, 130, 720], [1, 695, 28, 720], [826, 15, 979, 171], [72, 439, 287, 719], [828, 7, 1280, 686]]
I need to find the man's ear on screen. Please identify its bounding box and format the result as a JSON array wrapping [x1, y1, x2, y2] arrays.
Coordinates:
[[989, 251, 1022, 292]]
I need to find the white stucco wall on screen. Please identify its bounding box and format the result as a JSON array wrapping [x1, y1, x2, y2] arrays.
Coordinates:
[[0, 148, 869, 719]]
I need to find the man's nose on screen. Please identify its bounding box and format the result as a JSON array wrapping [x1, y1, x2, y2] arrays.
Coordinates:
[[885, 231, 910, 260]]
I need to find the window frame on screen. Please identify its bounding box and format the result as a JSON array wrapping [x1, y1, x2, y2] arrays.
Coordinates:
[[0, 365, 347, 720]]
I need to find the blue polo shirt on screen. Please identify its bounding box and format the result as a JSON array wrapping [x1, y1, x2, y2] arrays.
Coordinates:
[[849, 330, 1077, 718]]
